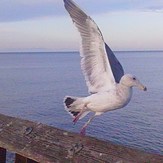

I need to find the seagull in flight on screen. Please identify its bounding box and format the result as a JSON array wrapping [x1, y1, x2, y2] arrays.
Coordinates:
[[63, 0, 147, 135]]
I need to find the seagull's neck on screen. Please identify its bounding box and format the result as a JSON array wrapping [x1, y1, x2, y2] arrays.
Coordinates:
[[117, 83, 133, 99]]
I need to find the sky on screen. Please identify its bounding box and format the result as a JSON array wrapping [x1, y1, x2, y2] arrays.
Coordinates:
[[0, 0, 163, 52]]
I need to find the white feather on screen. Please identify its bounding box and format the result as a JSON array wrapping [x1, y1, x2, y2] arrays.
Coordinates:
[[64, 0, 116, 93]]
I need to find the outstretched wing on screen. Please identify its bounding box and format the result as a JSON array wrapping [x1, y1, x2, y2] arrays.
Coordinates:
[[64, 0, 124, 93]]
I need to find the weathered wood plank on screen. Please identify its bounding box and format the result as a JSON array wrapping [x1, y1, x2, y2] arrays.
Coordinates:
[[0, 113, 163, 163], [0, 147, 6, 163]]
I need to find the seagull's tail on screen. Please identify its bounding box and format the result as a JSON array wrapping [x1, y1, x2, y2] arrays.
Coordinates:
[[64, 96, 89, 120]]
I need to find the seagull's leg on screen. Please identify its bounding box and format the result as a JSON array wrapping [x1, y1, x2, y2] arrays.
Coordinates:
[[80, 114, 96, 136], [73, 111, 83, 124], [73, 106, 85, 124]]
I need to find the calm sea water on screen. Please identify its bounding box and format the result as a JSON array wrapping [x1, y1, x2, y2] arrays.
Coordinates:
[[0, 51, 162, 154]]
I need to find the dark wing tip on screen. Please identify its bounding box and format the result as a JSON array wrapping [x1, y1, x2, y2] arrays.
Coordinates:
[[63, 0, 77, 9], [63, 0, 87, 18]]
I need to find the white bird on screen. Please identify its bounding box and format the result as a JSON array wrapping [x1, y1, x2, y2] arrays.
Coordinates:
[[63, 0, 147, 135]]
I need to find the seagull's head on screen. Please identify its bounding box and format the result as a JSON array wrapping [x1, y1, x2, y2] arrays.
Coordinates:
[[120, 74, 147, 91]]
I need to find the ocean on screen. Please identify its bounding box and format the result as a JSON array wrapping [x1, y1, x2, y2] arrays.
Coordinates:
[[0, 51, 162, 155]]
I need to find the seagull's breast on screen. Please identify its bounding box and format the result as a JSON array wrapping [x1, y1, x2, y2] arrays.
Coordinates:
[[115, 85, 133, 108], [84, 87, 132, 113]]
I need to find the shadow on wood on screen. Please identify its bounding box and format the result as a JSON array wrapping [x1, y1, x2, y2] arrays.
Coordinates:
[[0, 147, 6, 163], [15, 154, 38, 163], [0, 113, 163, 163]]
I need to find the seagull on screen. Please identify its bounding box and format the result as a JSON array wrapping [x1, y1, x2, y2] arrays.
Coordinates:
[[63, 0, 147, 135]]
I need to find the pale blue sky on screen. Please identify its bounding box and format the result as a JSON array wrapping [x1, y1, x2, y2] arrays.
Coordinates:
[[0, 0, 163, 52]]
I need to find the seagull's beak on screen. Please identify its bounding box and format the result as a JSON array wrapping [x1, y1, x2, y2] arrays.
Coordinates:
[[137, 82, 147, 91]]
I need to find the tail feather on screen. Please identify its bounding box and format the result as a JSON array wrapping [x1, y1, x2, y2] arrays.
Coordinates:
[[64, 96, 89, 119], [70, 111, 80, 117], [64, 97, 76, 108]]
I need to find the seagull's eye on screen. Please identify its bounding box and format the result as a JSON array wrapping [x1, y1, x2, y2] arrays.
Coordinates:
[[133, 77, 136, 80]]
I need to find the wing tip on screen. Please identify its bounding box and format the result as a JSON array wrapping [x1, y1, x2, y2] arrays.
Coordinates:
[[63, 0, 75, 7]]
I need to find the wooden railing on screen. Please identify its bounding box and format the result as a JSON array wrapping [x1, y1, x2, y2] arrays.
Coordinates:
[[0, 113, 163, 163]]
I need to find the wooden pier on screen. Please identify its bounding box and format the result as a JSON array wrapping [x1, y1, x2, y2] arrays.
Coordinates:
[[0, 113, 163, 163]]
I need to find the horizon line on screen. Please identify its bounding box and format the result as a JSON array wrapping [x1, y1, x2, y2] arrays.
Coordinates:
[[0, 50, 163, 54]]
